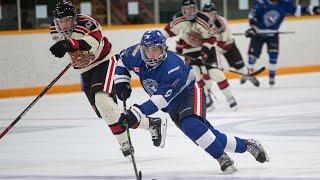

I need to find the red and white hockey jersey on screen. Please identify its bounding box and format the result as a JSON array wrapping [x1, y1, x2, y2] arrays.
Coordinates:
[[50, 14, 114, 73]]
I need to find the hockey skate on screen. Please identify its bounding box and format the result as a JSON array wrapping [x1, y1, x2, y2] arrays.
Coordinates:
[[240, 76, 260, 87], [245, 139, 270, 163], [206, 92, 215, 112], [216, 152, 238, 173], [269, 77, 275, 87], [120, 141, 134, 161], [148, 117, 167, 148], [227, 96, 238, 111]]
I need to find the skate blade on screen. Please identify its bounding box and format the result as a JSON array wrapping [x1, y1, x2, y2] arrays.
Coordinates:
[[256, 140, 270, 163], [126, 155, 133, 162], [224, 165, 238, 174], [158, 118, 167, 148], [230, 105, 239, 112]]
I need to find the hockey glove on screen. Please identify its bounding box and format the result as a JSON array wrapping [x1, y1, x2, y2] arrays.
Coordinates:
[[118, 105, 143, 129], [245, 28, 256, 38], [114, 82, 132, 101], [176, 39, 184, 54], [50, 38, 79, 58], [198, 46, 216, 64]]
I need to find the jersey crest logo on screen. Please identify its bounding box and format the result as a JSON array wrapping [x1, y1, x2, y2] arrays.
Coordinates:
[[263, 10, 280, 27], [69, 51, 95, 68], [142, 79, 158, 95], [185, 30, 203, 47]]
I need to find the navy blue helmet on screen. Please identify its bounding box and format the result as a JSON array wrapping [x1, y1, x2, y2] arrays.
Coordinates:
[[140, 30, 167, 67]]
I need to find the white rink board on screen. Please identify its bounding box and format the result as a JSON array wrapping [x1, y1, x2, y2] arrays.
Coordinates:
[[0, 18, 320, 89]]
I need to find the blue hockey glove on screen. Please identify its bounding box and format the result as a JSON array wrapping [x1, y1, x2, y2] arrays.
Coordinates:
[[50, 38, 79, 58], [118, 105, 143, 129], [114, 82, 132, 101]]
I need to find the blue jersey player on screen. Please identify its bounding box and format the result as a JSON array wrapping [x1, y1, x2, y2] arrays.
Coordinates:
[[113, 30, 270, 173], [243, 0, 320, 86]]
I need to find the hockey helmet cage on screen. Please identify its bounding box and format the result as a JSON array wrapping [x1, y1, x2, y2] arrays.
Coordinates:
[[53, 1, 78, 37], [140, 30, 167, 67], [181, 0, 198, 20]]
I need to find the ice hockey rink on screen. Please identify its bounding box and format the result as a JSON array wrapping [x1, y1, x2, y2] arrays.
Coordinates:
[[1, 72, 320, 180]]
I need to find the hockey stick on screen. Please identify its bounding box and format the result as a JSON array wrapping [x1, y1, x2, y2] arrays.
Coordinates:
[[122, 94, 142, 180], [170, 50, 265, 77], [232, 31, 295, 36], [0, 63, 72, 140]]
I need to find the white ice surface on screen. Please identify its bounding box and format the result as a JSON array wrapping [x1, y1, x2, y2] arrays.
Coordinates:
[[1, 73, 320, 180]]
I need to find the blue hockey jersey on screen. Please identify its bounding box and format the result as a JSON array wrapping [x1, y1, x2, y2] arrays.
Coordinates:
[[249, 0, 305, 31], [114, 44, 196, 116]]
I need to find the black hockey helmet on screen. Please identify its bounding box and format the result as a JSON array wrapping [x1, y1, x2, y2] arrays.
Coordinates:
[[53, 1, 77, 19], [181, 0, 197, 6], [202, 2, 217, 12], [53, 1, 78, 37], [181, 0, 198, 20]]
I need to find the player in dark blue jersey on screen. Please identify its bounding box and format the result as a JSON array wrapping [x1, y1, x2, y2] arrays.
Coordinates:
[[243, 0, 319, 86], [114, 30, 270, 173]]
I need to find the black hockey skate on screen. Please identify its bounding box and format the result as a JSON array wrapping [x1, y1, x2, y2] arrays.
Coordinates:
[[227, 96, 238, 111], [121, 141, 134, 161], [245, 139, 270, 163], [240, 76, 260, 87], [216, 152, 238, 173], [149, 117, 167, 148], [269, 77, 275, 87]]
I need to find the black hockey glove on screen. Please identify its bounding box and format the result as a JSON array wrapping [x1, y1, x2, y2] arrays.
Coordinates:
[[118, 104, 142, 129], [115, 82, 132, 101], [198, 46, 216, 64], [245, 28, 257, 38], [50, 38, 79, 58]]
